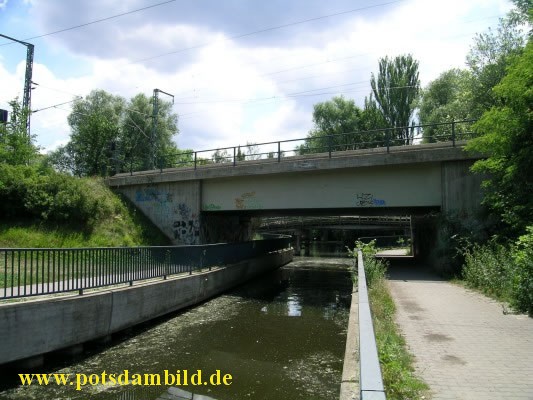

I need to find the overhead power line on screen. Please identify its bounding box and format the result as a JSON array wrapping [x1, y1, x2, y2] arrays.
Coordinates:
[[128, 0, 405, 65], [0, 0, 176, 46]]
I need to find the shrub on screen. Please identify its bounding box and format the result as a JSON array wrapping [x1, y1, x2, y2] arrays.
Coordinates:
[[462, 228, 533, 315], [512, 227, 533, 314], [0, 164, 122, 229], [462, 242, 515, 299]]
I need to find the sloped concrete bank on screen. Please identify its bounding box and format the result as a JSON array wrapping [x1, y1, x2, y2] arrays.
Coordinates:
[[0, 249, 293, 366]]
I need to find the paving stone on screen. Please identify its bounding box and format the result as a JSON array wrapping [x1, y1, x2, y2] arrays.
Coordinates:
[[387, 264, 533, 400]]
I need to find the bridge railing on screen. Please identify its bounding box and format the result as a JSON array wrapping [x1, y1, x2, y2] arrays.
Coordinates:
[[358, 249, 386, 400], [112, 119, 477, 176], [0, 234, 291, 300]]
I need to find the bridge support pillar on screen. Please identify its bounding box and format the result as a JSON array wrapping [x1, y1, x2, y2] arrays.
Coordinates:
[[302, 229, 311, 256], [293, 232, 302, 256]]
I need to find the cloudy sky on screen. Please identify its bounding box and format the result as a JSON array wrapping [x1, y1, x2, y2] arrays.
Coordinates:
[[0, 0, 511, 153]]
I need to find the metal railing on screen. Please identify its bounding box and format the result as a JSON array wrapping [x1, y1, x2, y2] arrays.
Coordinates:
[[358, 250, 386, 400], [113, 119, 477, 176], [0, 234, 291, 300]]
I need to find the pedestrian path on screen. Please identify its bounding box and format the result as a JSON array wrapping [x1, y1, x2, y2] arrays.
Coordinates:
[[387, 264, 533, 400]]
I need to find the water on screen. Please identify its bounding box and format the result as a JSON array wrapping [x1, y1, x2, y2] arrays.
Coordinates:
[[0, 257, 353, 400]]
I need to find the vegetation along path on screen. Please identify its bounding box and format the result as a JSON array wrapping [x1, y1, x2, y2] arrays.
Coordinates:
[[387, 263, 533, 400]]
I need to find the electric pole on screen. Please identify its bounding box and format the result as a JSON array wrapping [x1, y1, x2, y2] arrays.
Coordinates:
[[151, 88, 174, 169], [0, 34, 35, 139]]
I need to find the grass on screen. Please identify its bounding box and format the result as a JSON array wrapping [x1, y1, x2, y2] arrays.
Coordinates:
[[369, 271, 429, 399], [0, 198, 169, 249], [353, 245, 429, 400], [0, 181, 171, 289]]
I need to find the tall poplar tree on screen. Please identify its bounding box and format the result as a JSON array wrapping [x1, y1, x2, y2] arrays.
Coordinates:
[[370, 54, 420, 144]]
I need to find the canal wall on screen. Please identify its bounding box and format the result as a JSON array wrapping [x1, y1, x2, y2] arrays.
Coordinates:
[[0, 249, 293, 366], [340, 274, 360, 400]]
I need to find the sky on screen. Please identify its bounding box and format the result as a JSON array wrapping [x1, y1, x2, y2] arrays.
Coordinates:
[[0, 0, 512, 154]]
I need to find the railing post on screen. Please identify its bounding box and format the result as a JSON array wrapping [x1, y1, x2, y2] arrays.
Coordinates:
[[194, 152, 197, 170], [233, 147, 236, 166], [278, 142, 281, 163], [452, 120, 456, 147], [386, 130, 390, 153], [328, 134, 332, 158]]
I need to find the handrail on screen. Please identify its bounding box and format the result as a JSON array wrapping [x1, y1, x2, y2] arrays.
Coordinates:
[[111, 119, 477, 175], [0, 234, 292, 300], [358, 250, 386, 400]]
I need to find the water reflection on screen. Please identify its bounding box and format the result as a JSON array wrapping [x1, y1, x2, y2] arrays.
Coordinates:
[[0, 257, 352, 400]]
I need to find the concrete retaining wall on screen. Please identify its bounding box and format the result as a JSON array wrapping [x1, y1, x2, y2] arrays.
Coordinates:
[[0, 250, 293, 365], [340, 275, 360, 400]]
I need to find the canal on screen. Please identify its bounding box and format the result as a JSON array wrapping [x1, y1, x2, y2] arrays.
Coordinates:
[[0, 257, 353, 400]]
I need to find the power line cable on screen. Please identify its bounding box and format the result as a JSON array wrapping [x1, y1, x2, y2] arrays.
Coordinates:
[[127, 0, 405, 65], [0, 0, 177, 46]]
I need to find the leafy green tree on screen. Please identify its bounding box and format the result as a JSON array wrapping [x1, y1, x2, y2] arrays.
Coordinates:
[[244, 142, 261, 160], [297, 96, 383, 155], [49, 90, 182, 175], [419, 69, 475, 142], [66, 90, 125, 176], [370, 54, 420, 144], [0, 99, 38, 165], [466, 40, 533, 237], [466, 15, 526, 117], [212, 149, 231, 163], [120, 93, 179, 171]]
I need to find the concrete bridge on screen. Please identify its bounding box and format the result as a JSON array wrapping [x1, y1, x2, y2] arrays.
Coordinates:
[[107, 140, 483, 250]]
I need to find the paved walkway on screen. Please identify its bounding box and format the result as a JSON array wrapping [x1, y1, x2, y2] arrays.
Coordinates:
[[387, 263, 533, 400]]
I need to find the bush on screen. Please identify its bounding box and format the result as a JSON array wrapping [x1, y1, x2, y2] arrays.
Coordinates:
[[347, 239, 388, 287], [512, 227, 533, 314], [462, 227, 533, 315], [462, 242, 515, 300], [431, 211, 494, 276], [0, 164, 121, 228]]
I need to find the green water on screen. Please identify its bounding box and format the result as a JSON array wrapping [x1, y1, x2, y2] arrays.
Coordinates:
[[0, 257, 353, 400]]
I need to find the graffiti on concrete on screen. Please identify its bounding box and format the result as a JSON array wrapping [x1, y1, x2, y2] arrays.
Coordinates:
[[356, 193, 386, 207], [133, 187, 199, 244], [235, 191, 263, 210], [173, 203, 200, 244], [135, 188, 173, 204]]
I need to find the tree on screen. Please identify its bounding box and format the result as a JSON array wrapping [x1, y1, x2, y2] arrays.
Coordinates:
[[120, 93, 179, 171], [0, 99, 38, 165], [466, 15, 526, 117], [66, 90, 125, 176], [244, 142, 261, 160], [212, 149, 231, 163], [49, 90, 182, 176], [297, 96, 383, 155], [419, 69, 475, 142], [370, 54, 420, 144], [466, 39, 533, 237]]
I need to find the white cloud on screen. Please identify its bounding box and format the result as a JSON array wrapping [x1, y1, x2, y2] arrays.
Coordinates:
[[0, 0, 514, 154]]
